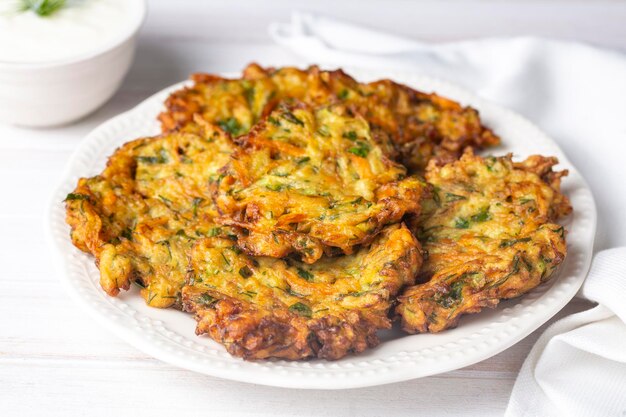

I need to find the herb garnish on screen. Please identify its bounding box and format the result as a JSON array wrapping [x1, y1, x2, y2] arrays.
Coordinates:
[[499, 237, 532, 248], [64, 193, 89, 202], [488, 253, 522, 288], [176, 229, 194, 239], [199, 293, 217, 307], [20, 0, 65, 17], [218, 117, 243, 135], [347, 142, 370, 158], [454, 218, 470, 229], [289, 302, 312, 318], [158, 194, 172, 205], [191, 197, 204, 216], [342, 131, 358, 141], [268, 116, 281, 127], [243, 85, 255, 107], [552, 226, 565, 238], [120, 227, 133, 241], [470, 207, 491, 223], [433, 281, 464, 308], [297, 267, 314, 281], [444, 193, 466, 202], [281, 111, 304, 126], [207, 227, 221, 237], [265, 183, 287, 192], [136, 156, 160, 164], [285, 285, 305, 297]]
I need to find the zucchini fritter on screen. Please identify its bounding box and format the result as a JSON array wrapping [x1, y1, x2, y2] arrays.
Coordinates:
[[62, 62, 575, 362], [65, 121, 236, 307], [396, 150, 572, 333], [182, 223, 421, 360], [159, 64, 500, 172], [212, 103, 426, 263]]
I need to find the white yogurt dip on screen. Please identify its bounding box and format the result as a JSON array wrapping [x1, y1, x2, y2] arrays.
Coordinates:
[[0, 0, 143, 64]]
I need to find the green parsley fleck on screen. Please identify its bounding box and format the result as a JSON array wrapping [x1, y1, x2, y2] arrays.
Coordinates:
[[176, 229, 194, 239], [64, 193, 89, 202], [218, 117, 243, 135], [199, 293, 217, 307], [347, 142, 370, 158], [454, 218, 470, 229], [265, 183, 286, 191], [137, 149, 168, 165], [136, 156, 160, 164], [281, 111, 304, 126], [552, 226, 565, 238], [342, 131, 358, 141], [268, 116, 281, 126], [434, 281, 465, 308], [470, 207, 491, 223], [499, 237, 532, 248], [288, 302, 312, 318], [120, 227, 133, 241], [191, 197, 204, 216], [445, 193, 466, 202], [158, 194, 172, 205], [207, 227, 221, 237], [297, 267, 314, 281], [316, 126, 330, 137]]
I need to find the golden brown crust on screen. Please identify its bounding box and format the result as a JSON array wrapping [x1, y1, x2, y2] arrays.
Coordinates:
[[211, 103, 427, 263], [63, 62, 574, 362], [396, 150, 571, 333], [65, 122, 236, 307], [159, 63, 500, 173], [182, 224, 421, 360]]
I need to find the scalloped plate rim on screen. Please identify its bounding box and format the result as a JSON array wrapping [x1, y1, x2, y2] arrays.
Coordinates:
[[46, 68, 597, 389]]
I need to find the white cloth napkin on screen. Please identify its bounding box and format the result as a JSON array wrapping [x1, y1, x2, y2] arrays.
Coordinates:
[[508, 248, 626, 416], [270, 13, 626, 416]]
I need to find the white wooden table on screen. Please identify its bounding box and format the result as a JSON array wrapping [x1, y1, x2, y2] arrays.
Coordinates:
[[2, 1, 625, 415]]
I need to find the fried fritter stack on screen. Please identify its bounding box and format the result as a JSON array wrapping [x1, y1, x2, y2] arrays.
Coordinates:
[[212, 103, 425, 263], [65, 120, 236, 307], [183, 224, 420, 360], [396, 150, 571, 333], [65, 64, 571, 360], [159, 64, 500, 172]]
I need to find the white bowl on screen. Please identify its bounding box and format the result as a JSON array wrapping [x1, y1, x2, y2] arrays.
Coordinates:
[[0, 0, 147, 127]]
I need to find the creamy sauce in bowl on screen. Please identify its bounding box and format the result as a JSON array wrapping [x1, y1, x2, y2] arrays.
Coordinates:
[[0, 0, 145, 65]]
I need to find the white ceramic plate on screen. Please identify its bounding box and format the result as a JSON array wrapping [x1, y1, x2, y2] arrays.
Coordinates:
[[47, 69, 596, 389]]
